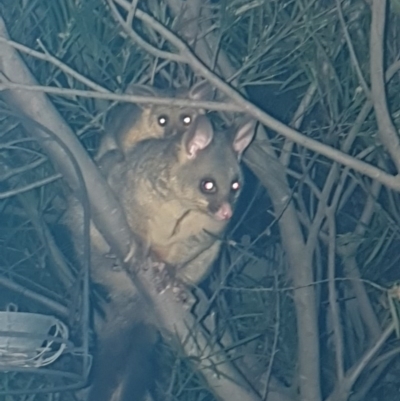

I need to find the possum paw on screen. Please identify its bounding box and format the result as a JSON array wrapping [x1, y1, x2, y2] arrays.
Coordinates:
[[152, 261, 171, 293]]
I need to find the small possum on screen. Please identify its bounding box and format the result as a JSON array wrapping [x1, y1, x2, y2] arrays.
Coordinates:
[[96, 80, 213, 173], [108, 114, 255, 285]]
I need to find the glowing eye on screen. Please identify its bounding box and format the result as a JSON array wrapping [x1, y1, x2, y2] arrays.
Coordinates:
[[200, 179, 217, 193], [231, 181, 240, 191], [181, 115, 192, 126], [158, 115, 169, 127]]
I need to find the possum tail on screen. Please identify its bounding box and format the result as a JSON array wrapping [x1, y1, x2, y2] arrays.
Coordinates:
[[88, 321, 158, 401]]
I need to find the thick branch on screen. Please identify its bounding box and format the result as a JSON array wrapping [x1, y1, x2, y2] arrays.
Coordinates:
[[0, 14, 266, 401], [245, 139, 322, 401], [370, 0, 400, 172], [0, 16, 134, 263]]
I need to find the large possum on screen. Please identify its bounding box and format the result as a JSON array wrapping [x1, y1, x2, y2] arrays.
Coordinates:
[[73, 109, 255, 401], [108, 114, 255, 284]]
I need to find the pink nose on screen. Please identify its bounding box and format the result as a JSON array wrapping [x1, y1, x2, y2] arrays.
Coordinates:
[[214, 202, 233, 221]]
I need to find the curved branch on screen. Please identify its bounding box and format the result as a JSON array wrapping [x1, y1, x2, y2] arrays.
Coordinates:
[[326, 322, 395, 401], [114, 0, 400, 191]]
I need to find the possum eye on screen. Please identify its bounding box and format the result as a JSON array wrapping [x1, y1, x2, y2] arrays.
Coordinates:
[[158, 115, 169, 127], [181, 115, 192, 126], [200, 179, 217, 194], [231, 180, 241, 192]]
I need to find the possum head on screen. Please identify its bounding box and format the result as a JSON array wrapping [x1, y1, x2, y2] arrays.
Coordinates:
[[172, 115, 256, 221], [116, 80, 215, 150]]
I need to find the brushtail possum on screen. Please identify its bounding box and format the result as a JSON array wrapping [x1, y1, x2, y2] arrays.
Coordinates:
[[96, 80, 213, 172], [108, 114, 255, 284], [79, 112, 255, 401]]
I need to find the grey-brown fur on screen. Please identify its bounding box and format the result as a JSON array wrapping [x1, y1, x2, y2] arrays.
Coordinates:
[[96, 80, 214, 173], [67, 112, 255, 401], [108, 115, 255, 284]]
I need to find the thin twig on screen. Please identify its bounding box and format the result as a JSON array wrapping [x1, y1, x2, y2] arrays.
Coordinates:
[[0, 276, 69, 318], [114, 0, 400, 192], [106, 0, 184, 63], [0, 81, 241, 111], [0, 174, 62, 199], [327, 207, 345, 381], [336, 0, 371, 99], [0, 37, 110, 94]]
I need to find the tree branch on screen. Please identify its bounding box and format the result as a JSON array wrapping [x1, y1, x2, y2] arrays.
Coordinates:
[[370, 0, 400, 172]]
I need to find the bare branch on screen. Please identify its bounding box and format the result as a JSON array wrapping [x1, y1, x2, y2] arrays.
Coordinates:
[[0, 37, 110, 93], [370, 0, 400, 171], [114, 1, 400, 192], [0, 81, 242, 112], [336, 0, 371, 98]]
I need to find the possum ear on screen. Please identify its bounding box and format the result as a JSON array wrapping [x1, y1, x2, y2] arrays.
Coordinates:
[[181, 115, 214, 160], [188, 80, 215, 101], [232, 119, 256, 158]]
